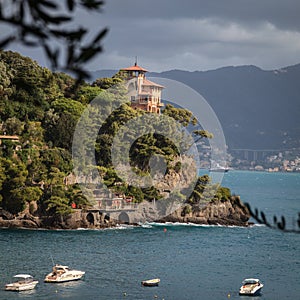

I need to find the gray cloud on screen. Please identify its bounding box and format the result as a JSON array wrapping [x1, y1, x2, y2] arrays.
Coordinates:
[[3, 0, 300, 72], [104, 0, 300, 31]]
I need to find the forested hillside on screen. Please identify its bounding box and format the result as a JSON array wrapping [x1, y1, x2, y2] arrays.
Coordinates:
[[0, 50, 231, 222], [0, 50, 96, 216]]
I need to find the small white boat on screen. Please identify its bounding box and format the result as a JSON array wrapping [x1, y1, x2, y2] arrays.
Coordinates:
[[44, 264, 85, 283], [5, 274, 38, 291], [239, 278, 264, 295], [141, 278, 160, 287], [210, 166, 229, 172]]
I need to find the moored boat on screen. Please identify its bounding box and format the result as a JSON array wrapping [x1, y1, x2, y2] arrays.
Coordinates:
[[141, 278, 160, 286], [44, 264, 85, 283], [239, 278, 263, 295], [5, 274, 38, 291], [210, 166, 229, 172]]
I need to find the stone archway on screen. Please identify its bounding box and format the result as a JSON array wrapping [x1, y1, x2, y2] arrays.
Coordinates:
[[118, 212, 130, 224], [86, 212, 95, 225], [104, 213, 110, 222]]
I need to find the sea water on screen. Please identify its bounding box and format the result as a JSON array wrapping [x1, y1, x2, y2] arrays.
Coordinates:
[[0, 171, 299, 300]]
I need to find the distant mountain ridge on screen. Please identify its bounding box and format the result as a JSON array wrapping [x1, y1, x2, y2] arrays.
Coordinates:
[[90, 64, 300, 150]]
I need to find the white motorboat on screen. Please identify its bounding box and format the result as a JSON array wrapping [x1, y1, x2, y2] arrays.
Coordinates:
[[44, 264, 85, 283], [209, 162, 229, 172], [5, 274, 38, 291], [239, 278, 264, 295], [210, 165, 229, 172]]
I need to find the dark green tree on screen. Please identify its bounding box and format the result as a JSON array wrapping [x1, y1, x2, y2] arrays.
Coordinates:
[[44, 195, 72, 216], [0, 158, 28, 214]]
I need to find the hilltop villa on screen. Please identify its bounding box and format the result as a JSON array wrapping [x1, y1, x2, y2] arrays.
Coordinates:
[[120, 63, 164, 114]]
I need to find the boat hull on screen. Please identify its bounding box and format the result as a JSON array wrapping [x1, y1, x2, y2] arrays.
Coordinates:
[[5, 281, 38, 291], [239, 278, 263, 296], [210, 168, 229, 172], [141, 278, 160, 287], [44, 273, 85, 283], [44, 265, 85, 283], [239, 285, 263, 296]]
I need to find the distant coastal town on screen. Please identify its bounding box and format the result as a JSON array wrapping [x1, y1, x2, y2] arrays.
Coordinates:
[[197, 144, 300, 172], [228, 148, 300, 172]]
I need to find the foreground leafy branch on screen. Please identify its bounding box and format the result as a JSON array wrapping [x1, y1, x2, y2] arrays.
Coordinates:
[[245, 203, 300, 233], [0, 0, 108, 81]]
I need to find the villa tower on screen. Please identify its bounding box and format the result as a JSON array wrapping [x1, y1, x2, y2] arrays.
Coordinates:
[[120, 63, 164, 113]]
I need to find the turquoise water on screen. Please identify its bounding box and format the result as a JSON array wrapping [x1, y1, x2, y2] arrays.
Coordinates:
[[0, 171, 299, 300]]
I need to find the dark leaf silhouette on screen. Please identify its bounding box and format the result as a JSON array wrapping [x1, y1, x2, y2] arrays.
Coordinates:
[[260, 211, 269, 227], [21, 39, 39, 47], [92, 27, 108, 44], [0, 0, 107, 81], [0, 36, 15, 48], [67, 44, 75, 65], [19, 1, 25, 21], [277, 216, 286, 230], [43, 43, 59, 68], [80, 0, 104, 10], [50, 28, 87, 41], [75, 46, 102, 63], [67, 0, 75, 11], [245, 202, 299, 233], [39, 0, 58, 9]]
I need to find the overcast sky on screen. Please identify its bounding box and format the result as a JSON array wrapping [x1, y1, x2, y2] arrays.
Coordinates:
[[3, 0, 300, 72]]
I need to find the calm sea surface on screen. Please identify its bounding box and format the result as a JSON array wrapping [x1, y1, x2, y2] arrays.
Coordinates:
[[0, 171, 299, 300]]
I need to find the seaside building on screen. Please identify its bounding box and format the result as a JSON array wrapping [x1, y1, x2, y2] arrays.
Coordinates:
[[120, 63, 164, 113]]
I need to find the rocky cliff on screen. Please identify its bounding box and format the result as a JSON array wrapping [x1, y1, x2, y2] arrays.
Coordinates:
[[0, 209, 116, 229], [157, 196, 250, 226], [0, 195, 250, 229]]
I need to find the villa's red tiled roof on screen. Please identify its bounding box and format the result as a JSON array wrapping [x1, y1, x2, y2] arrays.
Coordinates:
[[121, 64, 148, 72], [142, 79, 164, 88]]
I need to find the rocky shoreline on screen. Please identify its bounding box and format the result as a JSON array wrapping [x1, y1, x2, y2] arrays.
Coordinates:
[[158, 196, 250, 227], [0, 196, 250, 230]]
